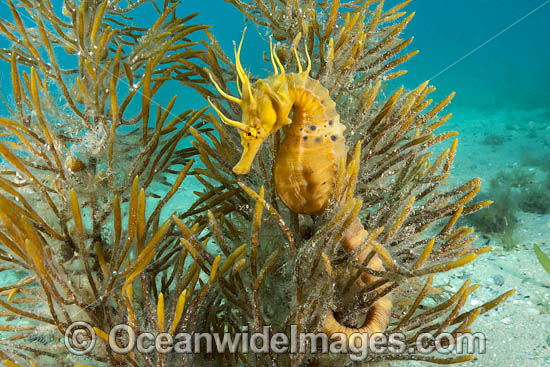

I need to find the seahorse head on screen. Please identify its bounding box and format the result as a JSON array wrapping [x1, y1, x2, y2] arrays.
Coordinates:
[[207, 30, 303, 174]]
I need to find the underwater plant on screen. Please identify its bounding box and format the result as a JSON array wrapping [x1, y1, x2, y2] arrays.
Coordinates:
[[179, 0, 515, 365], [534, 244, 550, 275], [0, 0, 217, 365], [516, 173, 550, 215], [462, 171, 520, 250], [464, 167, 549, 250], [0, 0, 516, 366], [481, 134, 506, 146]]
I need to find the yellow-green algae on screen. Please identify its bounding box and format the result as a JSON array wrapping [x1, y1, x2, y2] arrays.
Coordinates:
[[0, 0, 514, 366]]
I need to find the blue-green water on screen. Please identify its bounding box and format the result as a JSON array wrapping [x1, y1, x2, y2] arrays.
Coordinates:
[[0, 1, 549, 366], [1, 1, 548, 115], [195, 0, 550, 112], [2, 0, 549, 111]]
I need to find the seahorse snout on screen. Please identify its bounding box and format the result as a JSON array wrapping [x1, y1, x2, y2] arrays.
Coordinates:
[[233, 139, 264, 174]]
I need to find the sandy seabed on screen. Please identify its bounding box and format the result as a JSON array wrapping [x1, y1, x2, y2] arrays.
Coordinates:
[[397, 105, 550, 367], [0, 106, 548, 366]]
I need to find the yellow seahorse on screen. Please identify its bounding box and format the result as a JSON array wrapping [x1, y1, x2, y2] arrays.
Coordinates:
[[207, 30, 392, 346]]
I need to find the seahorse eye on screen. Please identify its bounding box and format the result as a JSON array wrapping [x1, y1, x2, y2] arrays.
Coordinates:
[[244, 127, 257, 139]]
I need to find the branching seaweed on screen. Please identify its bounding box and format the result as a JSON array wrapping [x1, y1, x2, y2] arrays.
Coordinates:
[[0, 0, 230, 365], [0, 0, 516, 366], [179, 0, 515, 365]]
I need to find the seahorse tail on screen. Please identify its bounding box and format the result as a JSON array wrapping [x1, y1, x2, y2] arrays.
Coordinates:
[[323, 295, 392, 347], [323, 216, 393, 347]]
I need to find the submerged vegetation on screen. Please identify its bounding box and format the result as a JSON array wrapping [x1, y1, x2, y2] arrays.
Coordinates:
[[534, 244, 550, 275], [0, 0, 516, 366], [517, 174, 550, 215], [463, 174, 520, 250], [464, 166, 550, 250]]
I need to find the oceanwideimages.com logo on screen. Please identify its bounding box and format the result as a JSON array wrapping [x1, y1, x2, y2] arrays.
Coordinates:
[[65, 322, 486, 361]]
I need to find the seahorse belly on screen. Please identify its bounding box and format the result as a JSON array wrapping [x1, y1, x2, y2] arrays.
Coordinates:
[[274, 86, 347, 214]]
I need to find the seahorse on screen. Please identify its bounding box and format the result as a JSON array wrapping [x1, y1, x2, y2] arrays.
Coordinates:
[[207, 30, 392, 346]]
